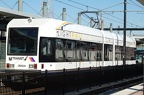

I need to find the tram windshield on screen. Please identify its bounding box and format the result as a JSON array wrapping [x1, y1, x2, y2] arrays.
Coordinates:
[[7, 28, 38, 55]]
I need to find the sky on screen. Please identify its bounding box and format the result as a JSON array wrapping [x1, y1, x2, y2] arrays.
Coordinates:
[[0, 0, 144, 35]]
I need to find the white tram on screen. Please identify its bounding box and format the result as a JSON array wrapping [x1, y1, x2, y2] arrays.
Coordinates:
[[5, 18, 136, 71]]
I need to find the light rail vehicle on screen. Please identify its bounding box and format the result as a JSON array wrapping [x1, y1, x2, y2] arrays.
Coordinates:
[[5, 18, 136, 72]]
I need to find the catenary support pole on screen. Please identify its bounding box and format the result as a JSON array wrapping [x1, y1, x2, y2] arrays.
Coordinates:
[[43, 1, 47, 17], [62, 8, 66, 21], [123, 0, 127, 65], [110, 23, 113, 32], [78, 13, 81, 24], [118, 26, 120, 34], [18, 0, 23, 11], [90, 17, 94, 28]]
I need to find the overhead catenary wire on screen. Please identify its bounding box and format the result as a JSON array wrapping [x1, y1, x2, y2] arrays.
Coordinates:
[[66, 13, 78, 22], [0, 0, 139, 27], [129, 0, 144, 10], [46, 6, 61, 18], [55, 0, 84, 10], [0, 0, 143, 28], [23, 1, 42, 16], [82, 13, 98, 27], [68, 0, 99, 11], [103, 12, 143, 28], [0, 0, 12, 9], [0, 0, 20, 10], [56, 13, 62, 19], [11, 1, 18, 10], [64, 0, 143, 28], [101, 2, 124, 11]]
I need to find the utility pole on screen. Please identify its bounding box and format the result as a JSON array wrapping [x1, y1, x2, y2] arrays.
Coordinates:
[[123, 0, 127, 65]]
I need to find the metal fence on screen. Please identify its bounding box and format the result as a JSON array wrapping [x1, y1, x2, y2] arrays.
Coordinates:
[[0, 64, 143, 95]]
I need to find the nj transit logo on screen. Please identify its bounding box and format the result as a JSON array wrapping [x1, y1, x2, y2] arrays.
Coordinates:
[[29, 57, 35, 62]]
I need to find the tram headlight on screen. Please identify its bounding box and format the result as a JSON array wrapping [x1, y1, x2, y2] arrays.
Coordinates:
[[29, 64, 34, 68], [29, 64, 37, 69], [10, 64, 14, 68], [6, 63, 14, 68]]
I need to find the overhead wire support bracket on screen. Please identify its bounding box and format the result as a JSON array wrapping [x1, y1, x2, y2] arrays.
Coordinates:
[[79, 11, 100, 14], [78, 11, 100, 28]]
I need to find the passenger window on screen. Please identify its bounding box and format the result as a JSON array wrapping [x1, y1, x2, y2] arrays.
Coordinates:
[[55, 39, 64, 61], [39, 37, 54, 62], [66, 40, 76, 61], [89, 43, 97, 61], [55, 39, 76, 62], [104, 44, 113, 61], [41, 38, 52, 55], [115, 46, 122, 60]]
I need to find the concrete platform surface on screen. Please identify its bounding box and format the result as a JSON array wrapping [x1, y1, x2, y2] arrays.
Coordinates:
[[111, 83, 143, 95]]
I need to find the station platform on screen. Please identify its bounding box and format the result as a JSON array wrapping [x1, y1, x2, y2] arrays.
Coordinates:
[[111, 83, 143, 95]]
